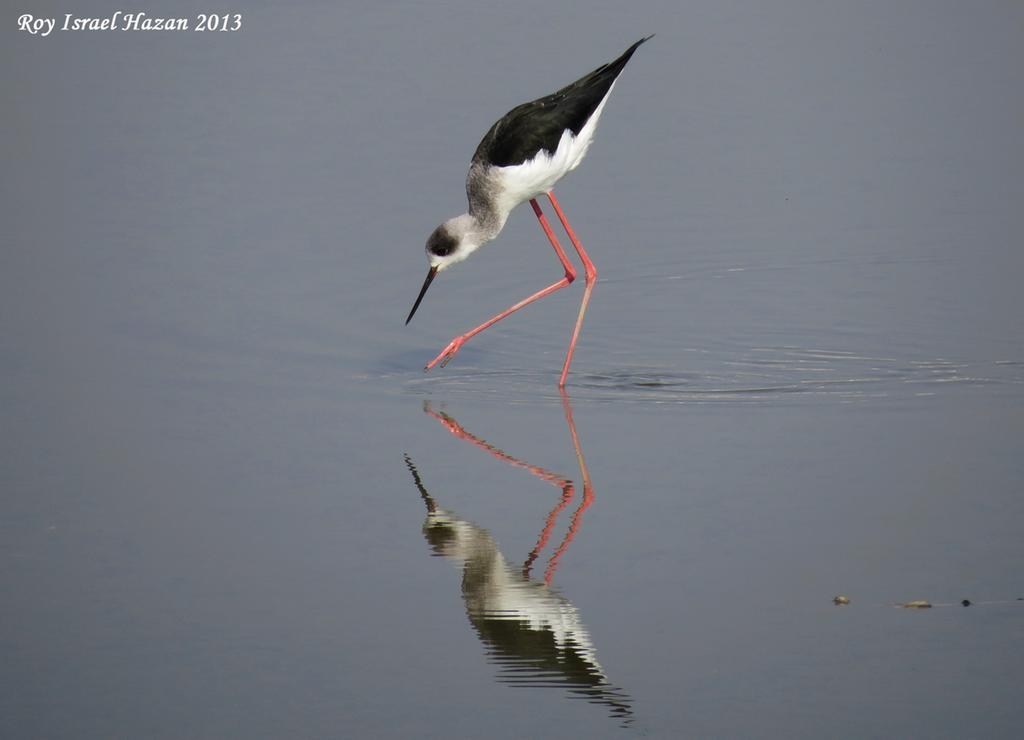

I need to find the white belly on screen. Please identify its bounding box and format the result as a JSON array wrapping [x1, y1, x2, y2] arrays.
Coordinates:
[[491, 83, 616, 214]]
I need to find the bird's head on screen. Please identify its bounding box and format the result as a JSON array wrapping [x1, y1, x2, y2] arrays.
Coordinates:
[[405, 216, 482, 325]]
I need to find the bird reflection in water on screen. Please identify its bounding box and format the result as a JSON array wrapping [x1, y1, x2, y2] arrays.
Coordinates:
[[404, 393, 632, 725]]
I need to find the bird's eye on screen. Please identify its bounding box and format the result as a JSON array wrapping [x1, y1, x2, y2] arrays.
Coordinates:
[[428, 231, 457, 256]]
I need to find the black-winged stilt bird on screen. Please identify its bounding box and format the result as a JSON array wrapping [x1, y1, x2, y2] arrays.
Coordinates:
[[404, 452, 631, 723], [403, 397, 632, 722], [406, 36, 652, 387]]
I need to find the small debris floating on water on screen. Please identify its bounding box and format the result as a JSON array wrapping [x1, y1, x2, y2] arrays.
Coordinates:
[[833, 595, 851, 605], [961, 599, 972, 607], [900, 600, 932, 609]]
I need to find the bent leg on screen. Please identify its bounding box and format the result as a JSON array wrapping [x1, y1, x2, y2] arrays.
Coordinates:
[[547, 191, 597, 388], [424, 198, 578, 371]]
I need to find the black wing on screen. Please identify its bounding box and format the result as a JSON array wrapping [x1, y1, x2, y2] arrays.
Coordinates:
[[472, 36, 652, 168]]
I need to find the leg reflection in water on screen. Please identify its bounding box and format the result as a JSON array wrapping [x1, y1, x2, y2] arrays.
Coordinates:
[[404, 392, 632, 725]]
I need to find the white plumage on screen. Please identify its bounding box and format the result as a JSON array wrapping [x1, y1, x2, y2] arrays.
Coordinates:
[[490, 84, 616, 216]]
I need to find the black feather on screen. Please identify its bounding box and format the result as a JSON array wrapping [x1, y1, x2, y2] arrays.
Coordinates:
[[473, 36, 653, 168]]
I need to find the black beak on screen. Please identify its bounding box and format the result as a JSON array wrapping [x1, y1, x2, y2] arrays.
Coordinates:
[[405, 266, 438, 325]]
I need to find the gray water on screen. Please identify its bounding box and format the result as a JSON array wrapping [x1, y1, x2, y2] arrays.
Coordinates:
[[3, 2, 1023, 738]]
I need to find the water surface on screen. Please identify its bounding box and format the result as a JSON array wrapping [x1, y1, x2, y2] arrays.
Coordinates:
[[3, 2, 1023, 738]]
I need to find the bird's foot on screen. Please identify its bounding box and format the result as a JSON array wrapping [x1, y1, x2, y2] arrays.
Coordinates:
[[424, 336, 466, 371]]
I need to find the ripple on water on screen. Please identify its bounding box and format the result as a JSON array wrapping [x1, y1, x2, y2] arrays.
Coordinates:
[[400, 347, 1023, 405]]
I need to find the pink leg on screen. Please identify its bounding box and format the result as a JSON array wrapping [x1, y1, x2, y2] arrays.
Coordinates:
[[425, 198, 577, 371], [547, 192, 597, 388], [522, 483, 574, 579], [541, 389, 594, 584]]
